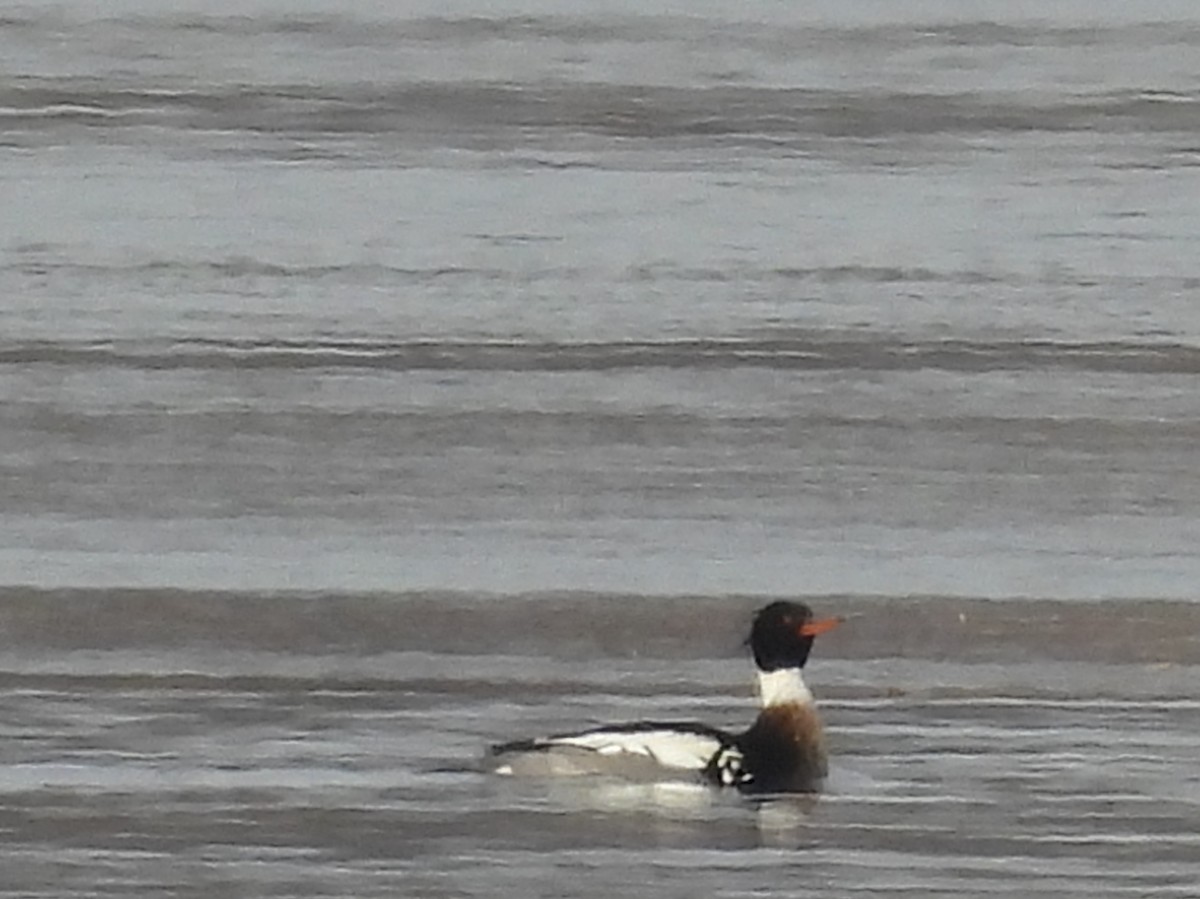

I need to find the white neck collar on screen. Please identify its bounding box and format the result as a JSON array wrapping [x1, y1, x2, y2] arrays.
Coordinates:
[[756, 667, 814, 708]]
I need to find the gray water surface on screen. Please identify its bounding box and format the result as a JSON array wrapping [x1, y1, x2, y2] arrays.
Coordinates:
[[2, 1, 1200, 895]]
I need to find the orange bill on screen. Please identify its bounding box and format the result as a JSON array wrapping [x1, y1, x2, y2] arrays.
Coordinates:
[[798, 617, 842, 637]]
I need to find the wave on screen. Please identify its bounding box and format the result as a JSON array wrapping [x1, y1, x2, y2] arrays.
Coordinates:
[[12, 254, 1128, 287], [0, 587, 1196, 665], [3, 336, 1199, 374], [7, 10, 1200, 49], [6, 256, 494, 283], [3, 80, 1196, 145]]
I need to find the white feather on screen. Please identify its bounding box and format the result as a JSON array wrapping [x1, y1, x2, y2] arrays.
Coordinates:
[[544, 729, 724, 771], [756, 667, 813, 707]]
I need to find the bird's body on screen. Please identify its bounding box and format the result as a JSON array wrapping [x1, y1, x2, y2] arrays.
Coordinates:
[[490, 601, 840, 794]]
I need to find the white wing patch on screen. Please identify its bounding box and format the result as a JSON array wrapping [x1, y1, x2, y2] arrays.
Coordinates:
[[547, 729, 724, 771], [712, 745, 750, 787]]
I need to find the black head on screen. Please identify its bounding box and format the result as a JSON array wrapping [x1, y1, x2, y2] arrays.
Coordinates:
[[748, 601, 841, 672]]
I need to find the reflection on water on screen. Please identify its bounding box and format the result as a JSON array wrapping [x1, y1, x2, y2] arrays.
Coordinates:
[[2, 597, 1198, 895], [3, 0, 1200, 895]]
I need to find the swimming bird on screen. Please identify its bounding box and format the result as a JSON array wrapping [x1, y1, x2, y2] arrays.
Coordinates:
[[490, 601, 841, 794]]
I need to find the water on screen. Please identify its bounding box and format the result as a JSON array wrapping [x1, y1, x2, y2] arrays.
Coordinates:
[[2, 1, 1200, 895]]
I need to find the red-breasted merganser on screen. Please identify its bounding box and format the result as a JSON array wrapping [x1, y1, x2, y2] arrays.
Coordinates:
[[490, 601, 841, 794]]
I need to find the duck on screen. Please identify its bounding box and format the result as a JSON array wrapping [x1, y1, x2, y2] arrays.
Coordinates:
[[490, 600, 840, 794]]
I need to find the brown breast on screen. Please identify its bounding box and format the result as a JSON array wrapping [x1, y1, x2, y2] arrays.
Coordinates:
[[738, 702, 828, 793]]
